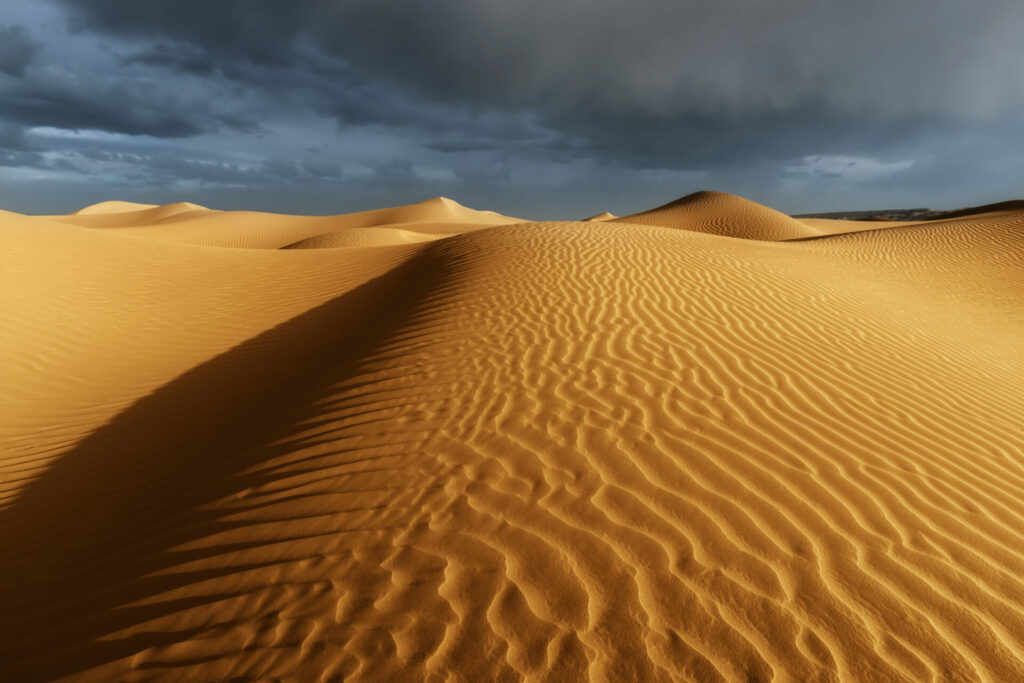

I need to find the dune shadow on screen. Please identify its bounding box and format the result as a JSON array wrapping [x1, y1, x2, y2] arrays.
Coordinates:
[[0, 248, 445, 680]]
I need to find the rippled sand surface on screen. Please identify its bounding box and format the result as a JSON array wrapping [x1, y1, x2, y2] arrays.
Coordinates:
[[2, 192, 1023, 681]]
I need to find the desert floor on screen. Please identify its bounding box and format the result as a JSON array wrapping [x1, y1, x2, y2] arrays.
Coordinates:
[[2, 191, 1023, 681]]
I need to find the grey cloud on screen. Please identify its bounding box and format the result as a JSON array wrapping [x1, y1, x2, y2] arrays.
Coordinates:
[[0, 26, 36, 76], [63, 1, 303, 67], [51, 0, 1024, 172], [63, 145, 343, 188], [320, 1, 1024, 120], [120, 42, 218, 76], [0, 121, 32, 150], [0, 121, 45, 168], [2, 0, 1021, 218], [0, 66, 262, 138], [258, 158, 343, 184], [0, 148, 44, 168], [56, 1, 1024, 120]]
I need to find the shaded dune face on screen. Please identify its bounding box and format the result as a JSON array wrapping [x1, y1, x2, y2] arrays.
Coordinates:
[[1, 194, 1024, 681], [0, 249, 447, 681]]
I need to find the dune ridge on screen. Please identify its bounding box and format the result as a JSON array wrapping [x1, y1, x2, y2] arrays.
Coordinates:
[[2, 192, 1023, 681]]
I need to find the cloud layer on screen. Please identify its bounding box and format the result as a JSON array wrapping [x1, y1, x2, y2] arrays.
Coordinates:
[[2, 0, 1023, 215]]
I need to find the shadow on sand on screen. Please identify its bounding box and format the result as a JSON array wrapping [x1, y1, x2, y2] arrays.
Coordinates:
[[0, 247, 446, 680]]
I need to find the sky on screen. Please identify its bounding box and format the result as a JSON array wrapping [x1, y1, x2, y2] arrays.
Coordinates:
[[1, 0, 1023, 218]]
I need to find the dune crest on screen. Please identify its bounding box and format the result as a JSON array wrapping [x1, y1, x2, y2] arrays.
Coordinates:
[[2, 195, 1024, 681]]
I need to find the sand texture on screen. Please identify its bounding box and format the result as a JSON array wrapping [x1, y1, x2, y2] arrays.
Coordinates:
[[2, 192, 1023, 681]]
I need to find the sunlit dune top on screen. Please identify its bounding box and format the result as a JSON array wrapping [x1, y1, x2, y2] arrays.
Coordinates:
[[582, 211, 617, 222]]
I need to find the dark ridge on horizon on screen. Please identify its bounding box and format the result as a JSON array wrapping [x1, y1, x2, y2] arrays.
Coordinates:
[[793, 208, 939, 221], [794, 199, 1024, 222]]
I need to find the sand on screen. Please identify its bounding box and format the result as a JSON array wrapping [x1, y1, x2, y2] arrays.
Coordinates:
[[1, 192, 1023, 681]]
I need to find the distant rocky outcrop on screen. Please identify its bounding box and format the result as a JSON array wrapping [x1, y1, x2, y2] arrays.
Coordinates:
[[794, 199, 1024, 222], [793, 208, 940, 221]]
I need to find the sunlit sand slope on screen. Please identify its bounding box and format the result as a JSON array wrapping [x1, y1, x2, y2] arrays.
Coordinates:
[[1, 197, 1023, 681]]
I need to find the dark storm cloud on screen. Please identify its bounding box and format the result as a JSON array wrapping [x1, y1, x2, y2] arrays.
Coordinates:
[[3, 82, 192, 138], [0, 121, 32, 151], [63, 1, 304, 67], [0, 25, 37, 76], [0, 120, 46, 168], [0, 66, 262, 138], [3, 0, 1023, 215], [314, 0, 1024, 169], [0, 124, 43, 168], [55, 1, 1024, 115], [61, 146, 344, 188], [120, 42, 218, 77], [50, 1, 1024, 166]]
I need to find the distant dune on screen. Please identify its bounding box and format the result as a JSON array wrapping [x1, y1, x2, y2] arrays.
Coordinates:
[[2, 192, 1023, 681], [282, 227, 442, 249], [72, 200, 162, 215], [615, 190, 818, 240], [42, 196, 524, 249]]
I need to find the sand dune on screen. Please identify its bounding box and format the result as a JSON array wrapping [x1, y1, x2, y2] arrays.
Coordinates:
[[583, 211, 617, 222], [2, 192, 1023, 681], [41, 197, 523, 249], [615, 190, 819, 240], [58, 201, 213, 227], [794, 217, 909, 234], [282, 227, 442, 250], [72, 200, 161, 215]]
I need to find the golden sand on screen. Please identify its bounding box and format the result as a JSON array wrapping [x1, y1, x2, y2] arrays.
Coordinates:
[[1, 192, 1023, 680]]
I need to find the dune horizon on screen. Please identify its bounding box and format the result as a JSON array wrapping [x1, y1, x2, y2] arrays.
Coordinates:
[[2, 188, 1024, 681]]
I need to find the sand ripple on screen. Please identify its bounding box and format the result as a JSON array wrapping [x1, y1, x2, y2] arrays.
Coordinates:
[[2, 196, 1023, 681]]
